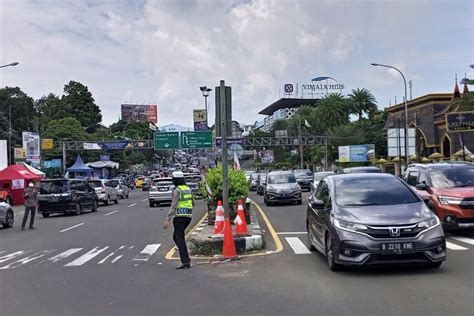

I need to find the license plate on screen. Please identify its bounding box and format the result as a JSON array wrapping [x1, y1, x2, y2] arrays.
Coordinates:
[[380, 242, 415, 255], [158, 187, 168, 192]]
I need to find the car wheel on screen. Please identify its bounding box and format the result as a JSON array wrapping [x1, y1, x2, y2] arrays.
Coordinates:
[[429, 261, 442, 269], [75, 203, 82, 216], [6, 196, 13, 205], [297, 199, 302, 205], [105, 196, 110, 206], [149, 201, 154, 207], [2, 210, 14, 228], [42, 213, 50, 218], [307, 226, 316, 251], [325, 234, 341, 271], [126, 193, 129, 198], [114, 196, 119, 204], [91, 200, 98, 212]]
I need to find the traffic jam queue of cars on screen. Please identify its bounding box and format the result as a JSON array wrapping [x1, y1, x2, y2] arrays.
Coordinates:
[[249, 162, 474, 271]]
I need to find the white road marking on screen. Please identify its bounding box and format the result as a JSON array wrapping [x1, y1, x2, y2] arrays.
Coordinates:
[[64, 246, 109, 267], [128, 203, 137, 207], [0, 251, 4, 254], [129, 246, 135, 249], [45, 248, 83, 264], [59, 223, 84, 233], [285, 237, 311, 254], [98, 246, 125, 264], [133, 244, 161, 262], [0, 251, 29, 263], [104, 210, 118, 216], [449, 236, 474, 245], [276, 232, 307, 235], [111, 255, 123, 263], [0, 250, 55, 270], [142, 198, 148, 202], [445, 241, 468, 250]]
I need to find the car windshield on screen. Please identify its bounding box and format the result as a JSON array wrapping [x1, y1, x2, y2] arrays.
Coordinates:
[[106, 180, 119, 187], [251, 174, 259, 180], [344, 168, 381, 174], [314, 172, 335, 181], [335, 177, 420, 206], [430, 168, 474, 188], [259, 175, 267, 183], [268, 174, 296, 184], [40, 181, 69, 194], [88, 181, 103, 188], [154, 180, 173, 186], [185, 176, 201, 183], [294, 170, 312, 177]]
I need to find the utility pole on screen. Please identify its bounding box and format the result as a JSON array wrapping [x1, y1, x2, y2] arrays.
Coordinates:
[[8, 102, 12, 165], [409, 80, 413, 100], [219, 80, 230, 217], [324, 136, 328, 171], [62, 141, 67, 175], [298, 117, 303, 169]]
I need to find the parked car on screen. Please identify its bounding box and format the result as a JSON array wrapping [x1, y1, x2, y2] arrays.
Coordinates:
[[0, 189, 13, 206], [149, 178, 174, 207], [307, 173, 446, 270], [88, 179, 119, 206], [340, 166, 381, 174], [249, 173, 259, 191], [311, 171, 336, 192], [257, 173, 267, 195], [264, 171, 302, 206], [184, 174, 202, 197], [135, 176, 145, 188], [38, 179, 98, 217], [403, 163, 474, 230], [294, 169, 313, 191], [106, 179, 130, 199], [0, 197, 14, 228], [142, 177, 152, 191]]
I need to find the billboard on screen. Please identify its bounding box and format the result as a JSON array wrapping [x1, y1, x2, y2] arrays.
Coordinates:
[[193, 109, 207, 131], [41, 138, 54, 150], [260, 150, 274, 164], [446, 112, 474, 132], [121, 104, 158, 123], [0, 140, 7, 170], [22, 132, 40, 166], [387, 128, 416, 157], [14, 148, 26, 159], [338, 144, 375, 162]]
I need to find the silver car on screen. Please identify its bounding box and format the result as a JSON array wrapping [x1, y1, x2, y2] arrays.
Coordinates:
[[106, 179, 130, 199], [0, 199, 14, 228], [149, 178, 174, 207], [88, 179, 119, 206], [264, 171, 302, 206], [311, 171, 336, 192]]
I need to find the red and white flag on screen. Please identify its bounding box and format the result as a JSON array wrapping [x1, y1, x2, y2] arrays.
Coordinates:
[[233, 152, 241, 170]]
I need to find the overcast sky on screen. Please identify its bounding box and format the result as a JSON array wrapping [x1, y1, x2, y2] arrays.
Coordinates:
[[1, 0, 473, 128]]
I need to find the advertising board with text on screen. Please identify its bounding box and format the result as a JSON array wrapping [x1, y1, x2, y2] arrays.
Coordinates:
[[121, 104, 158, 123], [338, 144, 375, 162], [446, 112, 474, 132], [22, 132, 40, 166]]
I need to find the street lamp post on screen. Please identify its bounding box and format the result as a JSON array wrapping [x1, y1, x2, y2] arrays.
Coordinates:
[[371, 63, 409, 172], [1, 62, 19, 165], [200, 86, 212, 129]]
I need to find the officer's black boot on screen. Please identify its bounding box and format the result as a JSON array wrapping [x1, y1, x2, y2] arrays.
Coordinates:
[[176, 263, 191, 269]]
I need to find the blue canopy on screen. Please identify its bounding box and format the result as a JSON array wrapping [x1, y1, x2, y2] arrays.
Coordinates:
[[67, 155, 93, 176]]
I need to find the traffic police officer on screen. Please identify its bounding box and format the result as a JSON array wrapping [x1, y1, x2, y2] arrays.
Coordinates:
[[163, 171, 194, 269]]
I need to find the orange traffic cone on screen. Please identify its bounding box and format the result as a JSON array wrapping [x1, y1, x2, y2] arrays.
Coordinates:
[[212, 201, 225, 237], [222, 218, 237, 259], [234, 199, 248, 236]]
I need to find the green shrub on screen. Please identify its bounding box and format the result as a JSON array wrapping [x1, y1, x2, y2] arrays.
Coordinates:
[[199, 166, 249, 205]]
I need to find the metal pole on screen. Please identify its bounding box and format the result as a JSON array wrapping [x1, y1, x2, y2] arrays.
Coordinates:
[[8, 102, 12, 165], [461, 133, 466, 161], [298, 117, 303, 169], [324, 136, 328, 171], [397, 118, 402, 177], [204, 95, 208, 129], [220, 80, 229, 217], [62, 141, 66, 175]]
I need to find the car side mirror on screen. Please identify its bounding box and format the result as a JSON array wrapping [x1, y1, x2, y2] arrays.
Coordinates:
[[310, 199, 325, 209], [415, 183, 428, 191]]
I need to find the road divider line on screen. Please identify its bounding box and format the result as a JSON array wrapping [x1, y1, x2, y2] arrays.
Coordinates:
[[104, 210, 118, 216], [64, 246, 109, 267], [445, 241, 468, 250], [449, 236, 474, 245], [133, 244, 161, 261], [276, 232, 307, 235], [285, 237, 311, 254], [128, 203, 137, 207], [59, 223, 84, 233]]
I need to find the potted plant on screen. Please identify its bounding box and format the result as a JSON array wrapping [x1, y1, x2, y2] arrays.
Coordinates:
[[199, 166, 249, 225]]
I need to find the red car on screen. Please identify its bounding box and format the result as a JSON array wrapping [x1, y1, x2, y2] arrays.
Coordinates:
[[404, 163, 474, 230]]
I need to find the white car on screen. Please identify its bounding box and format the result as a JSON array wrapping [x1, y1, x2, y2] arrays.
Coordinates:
[[0, 200, 14, 228], [88, 179, 119, 206]]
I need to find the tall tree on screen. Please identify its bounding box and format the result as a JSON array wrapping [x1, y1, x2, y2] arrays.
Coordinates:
[[348, 88, 378, 119], [34, 93, 64, 132], [314, 93, 350, 130], [61, 81, 102, 127]]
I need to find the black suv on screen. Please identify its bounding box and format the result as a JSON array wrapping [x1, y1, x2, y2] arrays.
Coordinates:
[[38, 179, 99, 217]]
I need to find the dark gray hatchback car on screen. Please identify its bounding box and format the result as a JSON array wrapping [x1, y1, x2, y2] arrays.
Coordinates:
[[307, 173, 446, 270]]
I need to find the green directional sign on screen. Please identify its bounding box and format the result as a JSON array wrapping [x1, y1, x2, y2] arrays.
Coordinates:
[[154, 132, 179, 150], [181, 131, 213, 149]]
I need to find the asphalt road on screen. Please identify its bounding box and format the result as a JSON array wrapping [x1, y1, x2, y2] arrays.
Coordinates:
[[0, 189, 473, 316]]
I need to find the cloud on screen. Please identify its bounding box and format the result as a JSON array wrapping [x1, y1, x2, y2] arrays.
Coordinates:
[[1, 0, 472, 127]]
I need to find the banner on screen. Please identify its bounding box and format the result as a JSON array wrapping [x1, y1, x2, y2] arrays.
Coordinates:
[[121, 104, 158, 123], [41, 139, 54, 150], [338, 144, 375, 162], [261, 150, 274, 164], [14, 148, 26, 159], [0, 140, 7, 170], [193, 109, 207, 131], [83, 142, 101, 150], [22, 132, 40, 166], [44, 159, 62, 168], [101, 142, 131, 150]]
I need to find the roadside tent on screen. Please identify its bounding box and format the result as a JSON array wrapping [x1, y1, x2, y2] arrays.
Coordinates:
[[21, 162, 46, 177], [87, 160, 119, 179], [67, 155, 93, 179], [0, 164, 42, 205]]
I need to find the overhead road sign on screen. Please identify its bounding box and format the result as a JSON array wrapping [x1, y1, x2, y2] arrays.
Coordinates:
[[154, 132, 179, 150], [181, 131, 213, 149]]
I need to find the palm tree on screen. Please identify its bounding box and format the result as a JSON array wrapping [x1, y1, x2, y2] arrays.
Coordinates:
[[348, 88, 377, 119], [271, 119, 289, 135], [314, 93, 350, 130], [326, 124, 364, 148]]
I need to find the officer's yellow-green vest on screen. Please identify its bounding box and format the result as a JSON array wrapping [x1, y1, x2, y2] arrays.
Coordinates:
[[175, 185, 193, 217]]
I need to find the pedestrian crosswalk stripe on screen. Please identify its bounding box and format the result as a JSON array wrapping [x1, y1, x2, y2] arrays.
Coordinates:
[[45, 248, 83, 264], [111, 255, 123, 263], [446, 241, 468, 250], [64, 246, 109, 267], [285, 237, 311, 254], [0, 251, 29, 263], [449, 236, 474, 245], [133, 244, 161, 261], [98, 246, 125, 264], [0, 250, 55, 270]]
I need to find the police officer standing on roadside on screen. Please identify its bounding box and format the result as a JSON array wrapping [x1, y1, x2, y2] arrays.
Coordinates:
[[163, 171, 194, 269], [22, 181, 38, 230]]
